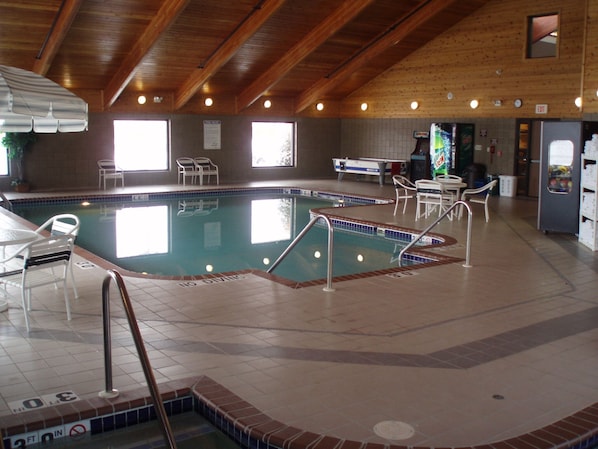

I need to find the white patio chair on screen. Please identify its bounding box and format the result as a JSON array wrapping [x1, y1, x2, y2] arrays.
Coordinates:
[[435, 174, 464, 198], [176, 157, 199, 185], [435, 174, 463, 182], [392, 175, 416, 215], [194, 157, 219, 185], [415, 180, 454, 221], [34, 214, 80, 298], [459, 179, 498, 222], [97, 160, 124, 190], [0, 235, 74, 332]]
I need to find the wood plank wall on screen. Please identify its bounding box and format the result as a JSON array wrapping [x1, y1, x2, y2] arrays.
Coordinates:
[[341, 0, 596, 119]]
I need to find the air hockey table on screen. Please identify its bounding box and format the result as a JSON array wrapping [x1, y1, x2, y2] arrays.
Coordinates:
[[332, 157, 408, 185]]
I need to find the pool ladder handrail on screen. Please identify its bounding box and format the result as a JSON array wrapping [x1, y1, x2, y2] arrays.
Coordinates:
[[398, 200, 473, 268], [99, 269, 178, 449], [267, 213, 335, 291]]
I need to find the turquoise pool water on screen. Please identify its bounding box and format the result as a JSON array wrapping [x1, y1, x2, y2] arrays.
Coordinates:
[[12, 190, 425, 282]]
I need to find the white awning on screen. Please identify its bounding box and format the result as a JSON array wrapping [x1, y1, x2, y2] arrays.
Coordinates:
[[0, 65, 88, 133]]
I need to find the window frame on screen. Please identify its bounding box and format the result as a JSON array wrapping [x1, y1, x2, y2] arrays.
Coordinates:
[[0, 133, 12, 177], [526, 13, 559, 59], [251, 121, 296, 168], [113, 119, 170, 172]]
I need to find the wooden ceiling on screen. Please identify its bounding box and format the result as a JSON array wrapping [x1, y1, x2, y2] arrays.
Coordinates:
[[0, 0, 491, 114]]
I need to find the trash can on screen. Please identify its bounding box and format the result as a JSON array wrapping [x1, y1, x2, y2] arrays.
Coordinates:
[[462, 163, 486, 188], [499, 175, 517, 197], [487, 174, 500, 196]]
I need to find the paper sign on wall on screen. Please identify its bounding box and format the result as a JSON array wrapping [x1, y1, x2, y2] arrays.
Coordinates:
[[203, 120, 221, 150]]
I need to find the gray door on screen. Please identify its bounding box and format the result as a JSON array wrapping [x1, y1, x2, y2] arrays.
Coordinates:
[[537, 121, 581, 234]]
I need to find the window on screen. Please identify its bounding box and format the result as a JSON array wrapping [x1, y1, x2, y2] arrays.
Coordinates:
[[251, 122, 295, 168], [113, 120, 169, 171], [0, 133, 11, 176], [527, 13, 558, 58]]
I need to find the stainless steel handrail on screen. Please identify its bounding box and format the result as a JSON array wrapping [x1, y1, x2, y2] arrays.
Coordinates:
[[398, 200, 473, 268], [267, 214, 335, 291], [99, 270, 177, 449]]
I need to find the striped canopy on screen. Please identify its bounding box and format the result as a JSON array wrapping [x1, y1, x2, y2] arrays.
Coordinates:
[[0, 65, 88, 133]]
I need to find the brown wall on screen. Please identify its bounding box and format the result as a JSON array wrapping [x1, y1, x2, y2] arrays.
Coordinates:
[[5, 114, 340, 191]]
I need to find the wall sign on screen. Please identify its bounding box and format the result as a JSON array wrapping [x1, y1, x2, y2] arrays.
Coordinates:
[[203, 120, 221, 150]]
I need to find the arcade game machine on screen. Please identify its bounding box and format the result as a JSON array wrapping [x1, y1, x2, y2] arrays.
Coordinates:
[[410, 131, 430, 182]]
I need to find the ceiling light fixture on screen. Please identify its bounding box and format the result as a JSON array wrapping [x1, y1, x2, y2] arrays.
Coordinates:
[[137, 95, 146, 105], [410, 101, 419, 110], [204, 97, 213, 107], [470, 99, 479, 109], [264, 99, 272, 109], [316, 102, 324, 111], [575, 96, 582, 108], [360, 102, 368, 111]]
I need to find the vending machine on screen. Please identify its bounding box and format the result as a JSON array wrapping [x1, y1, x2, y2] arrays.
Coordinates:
[[430, 123, 475, 178], [538, 121, 598, 234]]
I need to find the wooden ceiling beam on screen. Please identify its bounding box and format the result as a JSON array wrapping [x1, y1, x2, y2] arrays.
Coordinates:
[[174, 0, 286, 110], [103, 0, 191, 109], [32, 0, 84, 76], [235, 0, 376, 112], [294, 0, 458, 113]]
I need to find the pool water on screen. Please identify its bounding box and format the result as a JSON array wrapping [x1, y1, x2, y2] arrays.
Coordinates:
[[13, 192, 421, 282]]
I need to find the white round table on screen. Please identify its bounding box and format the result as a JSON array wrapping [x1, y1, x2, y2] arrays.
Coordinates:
[[0, 228, 38, 312], [0, 228, 38, 246]]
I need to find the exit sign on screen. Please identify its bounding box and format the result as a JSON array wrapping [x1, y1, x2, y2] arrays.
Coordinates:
[[535, 104, 548, 114]]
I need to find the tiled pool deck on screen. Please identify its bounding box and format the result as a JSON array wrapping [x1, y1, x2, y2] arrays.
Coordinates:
[[0, 179, 597, 448]]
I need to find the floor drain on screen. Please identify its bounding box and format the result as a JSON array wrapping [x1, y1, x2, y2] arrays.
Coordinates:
[[373, 420, 415, 440]]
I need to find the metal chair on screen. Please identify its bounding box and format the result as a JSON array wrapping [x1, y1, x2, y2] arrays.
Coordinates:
[[193, 157, 219, 185], [392, 175, 416, 215], [435, 174, 463, 198], [459, 179, 498, 222], [176, 157, 199, 185], [415, 180, 454, 221], [34, 214, 80, 298], [0, 235, 74, 332], [97, 160, 124, 189]]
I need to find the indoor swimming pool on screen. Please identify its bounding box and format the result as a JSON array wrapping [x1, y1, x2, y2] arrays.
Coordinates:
[[12, 189, 438, 282]]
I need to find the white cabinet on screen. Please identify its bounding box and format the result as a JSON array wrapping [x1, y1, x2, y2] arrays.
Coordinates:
[[579, 136, 598, 250]]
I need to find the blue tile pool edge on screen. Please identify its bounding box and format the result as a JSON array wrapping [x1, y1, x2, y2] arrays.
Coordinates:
[[5, 187, 387, 208], [2, 375, 598, 449]]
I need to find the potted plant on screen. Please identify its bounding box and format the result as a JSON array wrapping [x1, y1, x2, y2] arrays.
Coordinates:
[[1, 131, 37, 192]]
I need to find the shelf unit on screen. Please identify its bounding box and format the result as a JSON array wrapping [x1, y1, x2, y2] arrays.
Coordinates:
[[579, 138, 598, 250]]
